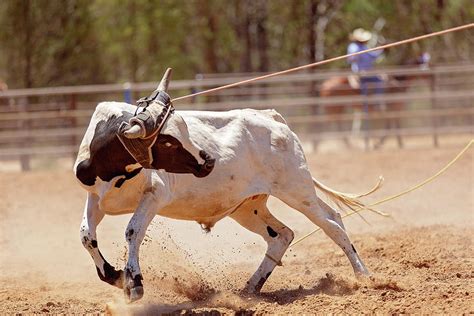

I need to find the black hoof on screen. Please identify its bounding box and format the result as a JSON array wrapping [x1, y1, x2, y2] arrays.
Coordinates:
[[97, 263, 124, 289], [124, 271, 144, 303], [242, 282, 260, 295], [125, 286, 144, 303]]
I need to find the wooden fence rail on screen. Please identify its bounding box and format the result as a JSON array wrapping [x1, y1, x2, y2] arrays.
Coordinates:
[[0, 107, 471, 139], [1, 62, 473, 98], [1, 90, 472, 122]]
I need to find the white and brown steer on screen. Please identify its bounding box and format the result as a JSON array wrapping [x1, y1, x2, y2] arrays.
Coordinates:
[[74, 69, 371, 303]]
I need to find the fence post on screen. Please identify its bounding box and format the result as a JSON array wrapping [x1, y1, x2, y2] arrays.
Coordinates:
[[192, 74, 204, 107], [308, 69, 321, 149], [123, 82, 132, 104], [430, 70, 439, 147], [18, 96, 31, 171], [69, 93, 77, 162]]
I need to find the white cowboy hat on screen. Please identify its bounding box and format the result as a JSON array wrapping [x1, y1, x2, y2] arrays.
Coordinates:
[[350, 28, 372, 42]]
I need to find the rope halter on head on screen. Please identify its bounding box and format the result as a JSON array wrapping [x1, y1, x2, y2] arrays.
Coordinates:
[[116, 68, 175, 168], [121, 68, 174, 140]]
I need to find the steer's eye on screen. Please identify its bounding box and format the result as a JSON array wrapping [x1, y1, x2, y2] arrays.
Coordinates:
[[165, 142, 172, 147]]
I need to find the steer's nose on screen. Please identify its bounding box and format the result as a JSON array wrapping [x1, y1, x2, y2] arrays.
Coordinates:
[[200, 150, 214, 166], [203, 159, 215, 171], [194, 150, 215, 177]]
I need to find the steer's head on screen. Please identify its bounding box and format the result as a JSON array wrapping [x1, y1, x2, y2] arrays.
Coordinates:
[[121, 69, 215, 177]]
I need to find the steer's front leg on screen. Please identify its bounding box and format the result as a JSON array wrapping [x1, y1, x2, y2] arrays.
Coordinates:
[[80, 193, 123, 288], [123, 191, 163, 303]]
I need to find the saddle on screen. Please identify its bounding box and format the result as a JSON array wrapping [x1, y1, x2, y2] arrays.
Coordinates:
[[116, 91, 174, 169], [347, 73, 389, 90], [347, 75, 360, 89]]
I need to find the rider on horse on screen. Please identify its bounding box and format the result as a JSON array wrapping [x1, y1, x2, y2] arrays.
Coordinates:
[[347, 28, 385, 99]]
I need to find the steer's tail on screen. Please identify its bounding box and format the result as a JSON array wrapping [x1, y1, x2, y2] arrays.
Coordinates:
[[312, 176, 387, 216]]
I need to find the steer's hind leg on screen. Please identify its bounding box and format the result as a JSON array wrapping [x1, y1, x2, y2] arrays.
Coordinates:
[[230, 195, 294, 293], [80, 193, 123, 288], [275, 189, 369, 277]]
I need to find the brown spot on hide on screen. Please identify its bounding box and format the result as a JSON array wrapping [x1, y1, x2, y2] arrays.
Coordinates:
[[351, 244, 357, 253], [271, 136, 288, 151]]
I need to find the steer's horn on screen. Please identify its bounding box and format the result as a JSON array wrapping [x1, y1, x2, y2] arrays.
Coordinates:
[[157, 68, 172, 92], [123, 124, 144, 139]]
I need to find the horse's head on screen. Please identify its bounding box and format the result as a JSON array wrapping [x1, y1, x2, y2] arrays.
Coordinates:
[[395, 52, 431, 82]]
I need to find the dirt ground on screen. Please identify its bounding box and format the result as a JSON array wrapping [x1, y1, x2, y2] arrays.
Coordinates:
[[0, 136, 473, 315]]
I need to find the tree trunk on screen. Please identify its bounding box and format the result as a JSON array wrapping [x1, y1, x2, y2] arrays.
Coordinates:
[[315, 0, 342, 62], [20, 0, 32, 170], [198, 1, 218, 73], [435, 0, 444, 23], [234, 0, 252, 73], [22, 0, 32, 88], [255, 0, 268, 72], [145, 1, 159, 66], [128, 0, 138, 82], [307, 0, 318, 64]]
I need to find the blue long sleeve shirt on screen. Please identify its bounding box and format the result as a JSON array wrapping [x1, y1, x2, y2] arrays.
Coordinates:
[[347, 42, 383, 72]]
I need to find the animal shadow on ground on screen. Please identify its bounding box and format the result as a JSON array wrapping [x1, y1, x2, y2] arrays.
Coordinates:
[[129, 302, 254, 316], [111, 274, 355, 315], [124, 295, 255, 316], [258, 273, 358, 305]]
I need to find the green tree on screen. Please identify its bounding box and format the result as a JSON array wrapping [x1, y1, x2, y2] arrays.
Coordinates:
[[0, 0, 472, 88], [0, 0, 102, 88]]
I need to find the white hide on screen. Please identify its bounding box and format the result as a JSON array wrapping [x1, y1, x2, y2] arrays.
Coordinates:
[[78, 105, 312, 226]]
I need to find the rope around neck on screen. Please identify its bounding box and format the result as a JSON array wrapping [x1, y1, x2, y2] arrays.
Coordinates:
[[171, 23, 473, 103], [290, 139, 473, 248]]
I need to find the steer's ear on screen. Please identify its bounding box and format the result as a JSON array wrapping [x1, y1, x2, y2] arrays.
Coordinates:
[[157, 68, 172, 93]]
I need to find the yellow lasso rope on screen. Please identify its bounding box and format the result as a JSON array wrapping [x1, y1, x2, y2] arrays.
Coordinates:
[[290, 139, 473, 248]]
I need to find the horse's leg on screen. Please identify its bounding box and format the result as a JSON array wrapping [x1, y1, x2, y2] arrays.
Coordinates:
[[373, 80, 389, 149], [351, 103, 363, 145], [360, 80, 371, 150], [395, 103, 404, 148], [363, 103, 370, 151], [395, 117, 404, 148], [337, 119, 351, 148]]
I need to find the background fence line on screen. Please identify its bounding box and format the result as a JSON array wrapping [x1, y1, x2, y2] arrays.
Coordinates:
[[0, 62, 472, 170]]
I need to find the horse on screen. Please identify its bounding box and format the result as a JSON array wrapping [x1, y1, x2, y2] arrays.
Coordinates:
[[318, 54, 431, 150]]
